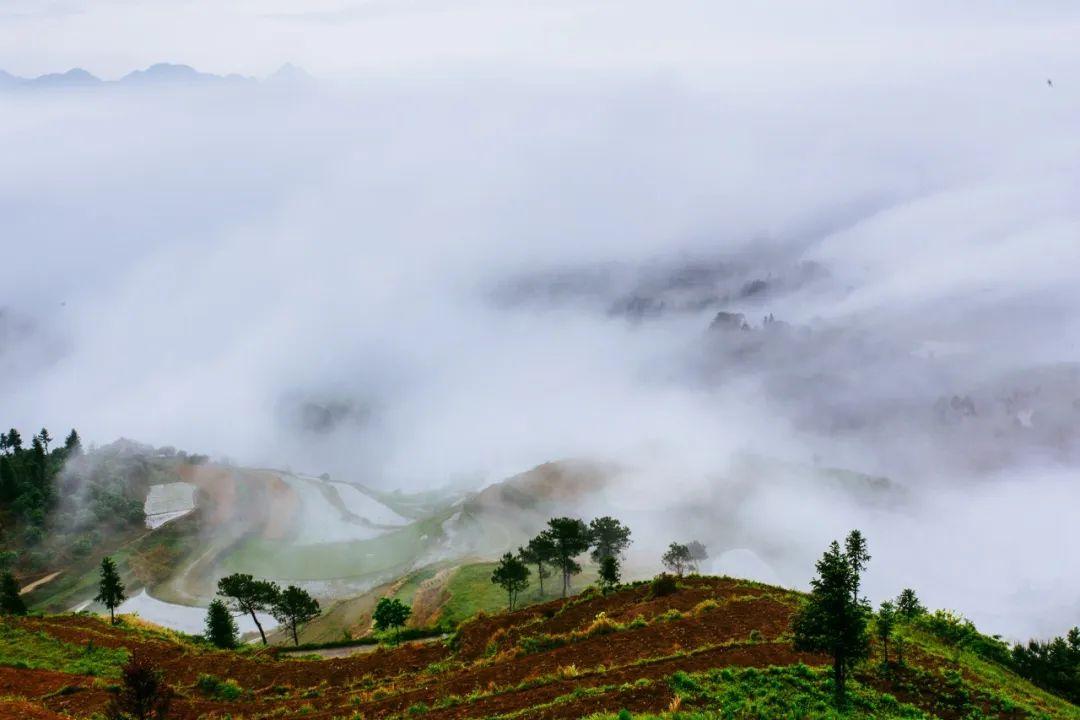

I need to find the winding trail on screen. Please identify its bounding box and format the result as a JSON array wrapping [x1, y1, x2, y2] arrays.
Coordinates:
[[19, 571, 61, 595]]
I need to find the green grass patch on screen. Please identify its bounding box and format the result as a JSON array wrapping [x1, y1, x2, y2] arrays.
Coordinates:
[[0, 622, 129, 677]]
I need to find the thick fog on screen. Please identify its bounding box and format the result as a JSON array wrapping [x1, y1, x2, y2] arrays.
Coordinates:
[[2, 2, 1079, 639]]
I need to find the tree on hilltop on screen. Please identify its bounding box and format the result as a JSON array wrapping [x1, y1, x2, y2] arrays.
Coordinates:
[[491, 552, 530, 611], [546, 517, 591, 597], [792, 533, 871, 703], [588, 516, 631, 564], [65, 429, 82, 455], [896, 588, 926, 619], [598, 555, 621, 593], [661, 542, 692, 576], [876, 600, 896, 669], [519, 533, 555, 596]]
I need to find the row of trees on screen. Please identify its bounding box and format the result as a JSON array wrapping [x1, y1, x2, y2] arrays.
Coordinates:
[[490, 516, 633, 610], [213, 573, 321, 647], [491, 522, 715, 611]]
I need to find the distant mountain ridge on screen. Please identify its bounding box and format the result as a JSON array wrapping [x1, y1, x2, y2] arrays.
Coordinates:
[[0, 62, 312, 90]]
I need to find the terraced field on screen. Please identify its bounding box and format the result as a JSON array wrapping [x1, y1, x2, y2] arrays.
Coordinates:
[[3, 577, 1076, 720]]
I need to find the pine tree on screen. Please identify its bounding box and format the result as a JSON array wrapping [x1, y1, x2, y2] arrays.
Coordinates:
[[588, 516, 632, 564], [598, 555, 621, 593], [204, 599, 239, 649], [0, 572, 27, 615], [519, 533, 555, 595], [216, 574, 279, 645], [271, 585, 321, 646], [38, 428, 52, 453], [896, 588, 926, 619], [491, 552, 530, 611], [95, 556, 126, 625], [546, 517, 591, 597], [877, 600, 896, 669], [844, 530, 871, 603], [64, 429, 82, 455], [792, 536, 870, 703], [6, 429, 21, 453]]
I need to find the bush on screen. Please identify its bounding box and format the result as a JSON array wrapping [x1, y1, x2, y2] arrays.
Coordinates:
[[106, 654, 171, 720], [649, 574, 678, 598], [584, 612, 621, 637], [693, 599, 720, 615], [195, 673, 243, 700]]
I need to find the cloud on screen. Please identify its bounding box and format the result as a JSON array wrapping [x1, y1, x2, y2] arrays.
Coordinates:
[[2, 2, 1079, 638]]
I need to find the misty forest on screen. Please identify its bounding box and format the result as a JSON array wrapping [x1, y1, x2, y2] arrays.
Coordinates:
[[1, 2, 1079, 719]]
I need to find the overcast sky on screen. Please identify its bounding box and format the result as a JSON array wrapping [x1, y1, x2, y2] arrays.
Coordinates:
[[2, 1, 1078, 638], [2, 1, 1080, 79]]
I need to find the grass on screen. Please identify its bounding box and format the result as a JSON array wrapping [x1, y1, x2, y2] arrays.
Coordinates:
[[222, 516, 447, 581], [896, 623, 1080, 719], [588, 665, 932, 720], [0, 622, 129, 677], [440, 561, 600, 626]]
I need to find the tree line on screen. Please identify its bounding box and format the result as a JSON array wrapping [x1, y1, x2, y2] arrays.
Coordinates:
[[491, 515, 633, 610], [0, 427, 81, 529]]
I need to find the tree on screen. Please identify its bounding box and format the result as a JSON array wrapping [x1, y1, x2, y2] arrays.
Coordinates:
[[598, 555, 621, 593], [38, 428, 52, 454], [0, 457, 17, 502], [662, 542, 692, 576], [896, 588, 926, 620], [271, 585, 321, 646], [491, 552, 530, 611], [0, 572, 27, 615], [204, 598, 239, 649], [106, 654, 171, 720], [792, 537, 870, 703], [519, 533, 554, 595], [588, 516, 632, 564], [687, 540, 708, 571], [5, 429, 22, 453], [95, 556, 127, 625], [877, 600, 896, 669], [216, 573, 279, 645], [65, 429, 82, 455], [546, 517, 591, 597], [372, 597, 411, 639], [844, 529, 870, 603]]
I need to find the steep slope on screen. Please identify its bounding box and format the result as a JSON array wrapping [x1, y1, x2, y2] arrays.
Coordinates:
[[2, 576, 1076, 720]]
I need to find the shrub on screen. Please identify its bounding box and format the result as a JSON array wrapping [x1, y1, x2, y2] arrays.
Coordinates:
[[649, 574, 678, 598], [693, 599, 720, 616], [657, 608, 684, 622], [584, 612, 621, 637], [195, 673, 243, 700], [629, 614, 649, 629], [106, 654, 171, 720]]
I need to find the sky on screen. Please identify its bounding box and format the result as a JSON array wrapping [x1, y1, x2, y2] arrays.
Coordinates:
[[1, 1, 1079, 638]]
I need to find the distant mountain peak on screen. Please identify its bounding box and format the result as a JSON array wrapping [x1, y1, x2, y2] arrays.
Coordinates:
[[268, 62, 314, 86], [0, 62, 295, 91]]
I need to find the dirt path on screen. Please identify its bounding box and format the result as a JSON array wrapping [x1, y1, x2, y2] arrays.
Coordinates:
[[20, 571, 61, 595]]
